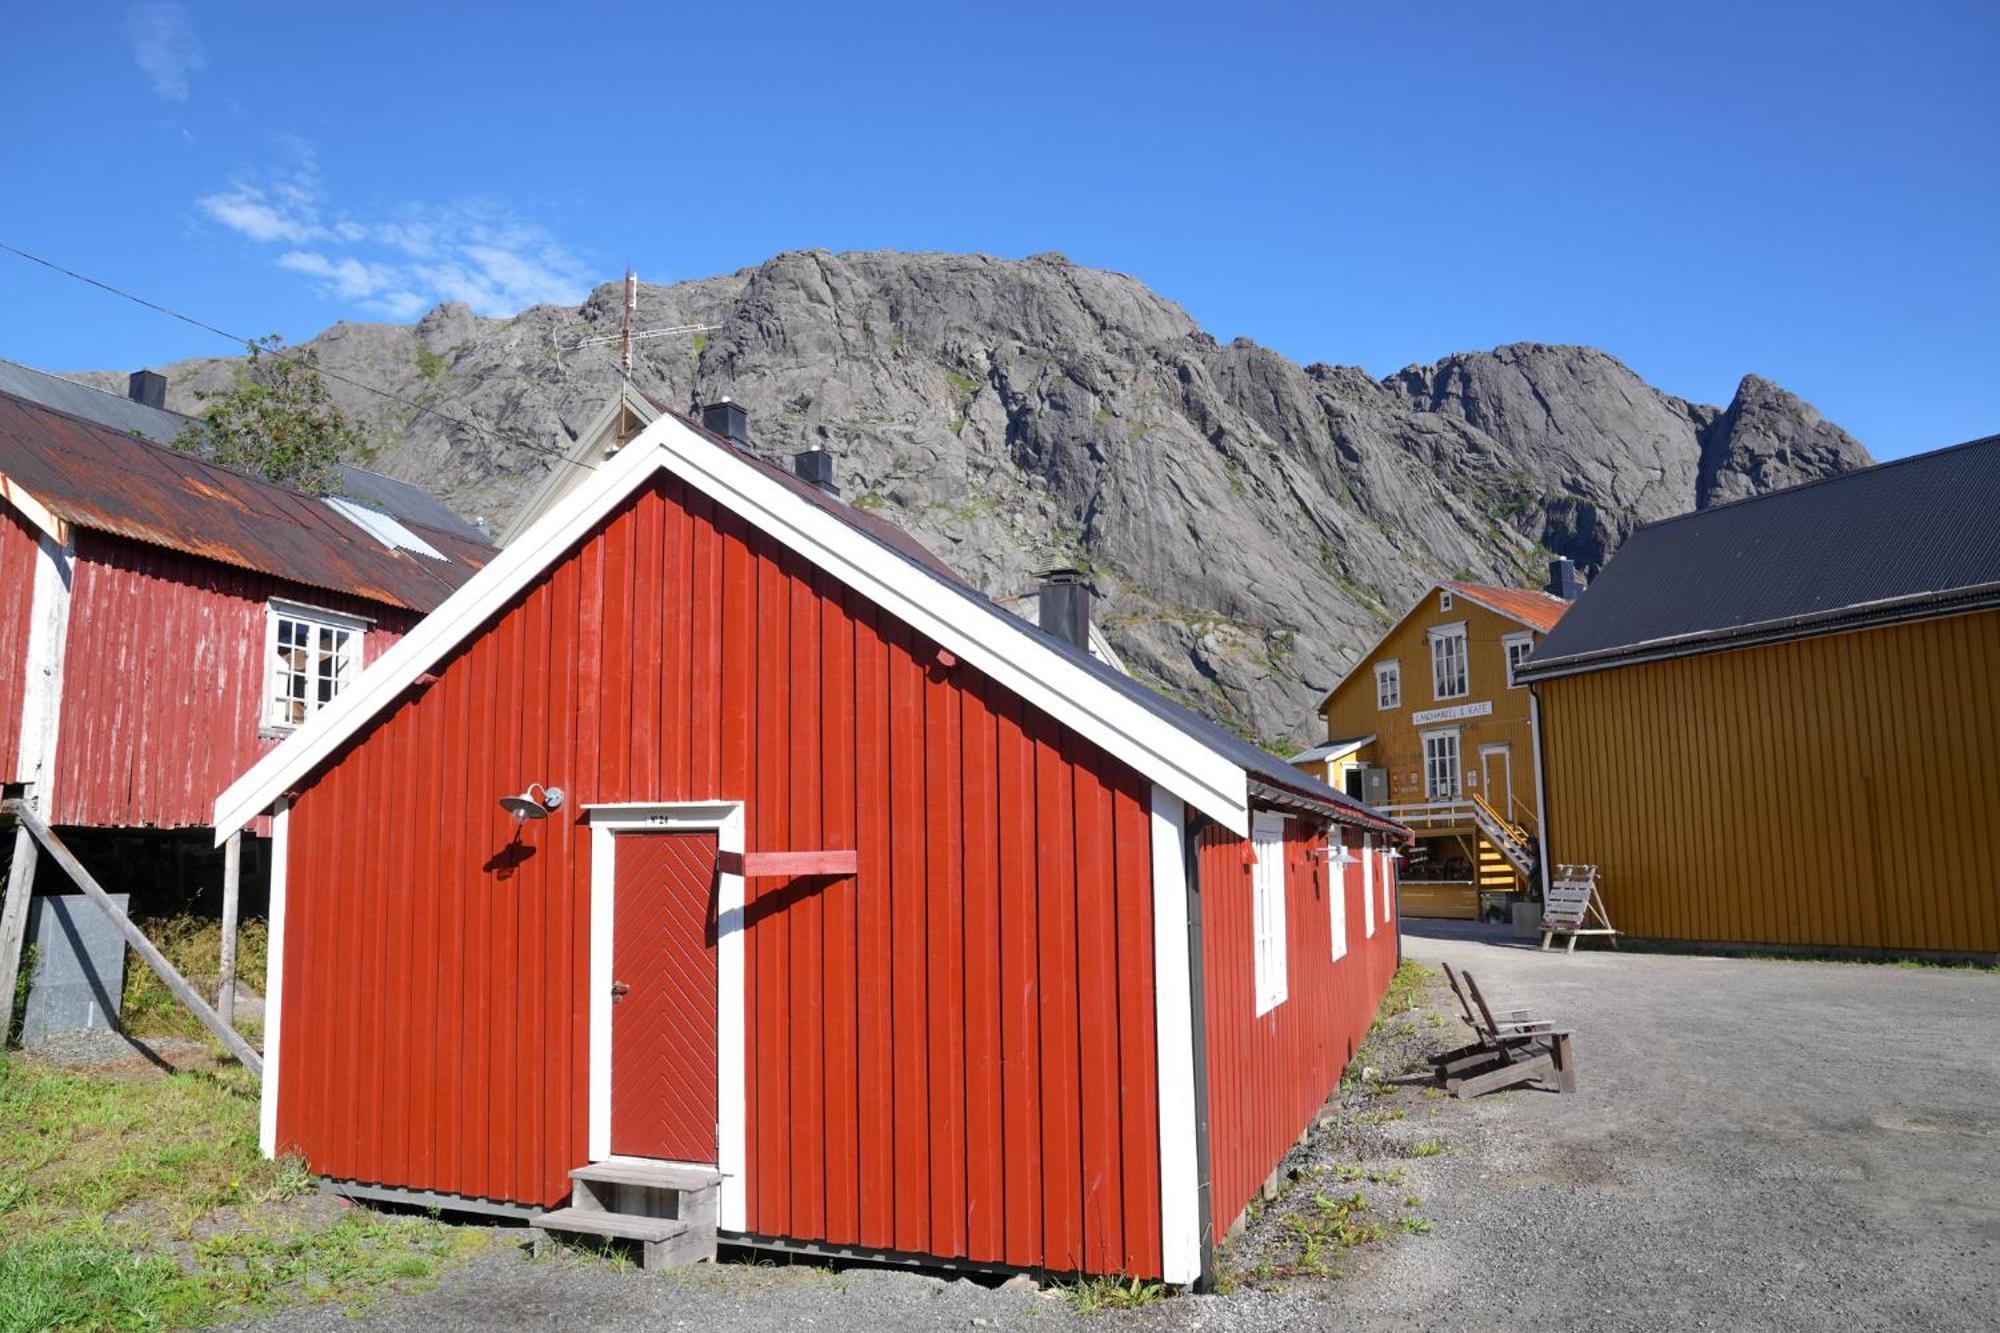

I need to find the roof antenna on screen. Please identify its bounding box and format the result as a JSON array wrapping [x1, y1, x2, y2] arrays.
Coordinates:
[[550, 269, 720, 375]]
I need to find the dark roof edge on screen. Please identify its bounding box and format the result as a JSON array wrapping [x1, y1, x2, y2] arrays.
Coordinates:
[[1615, 430, 2000, 543], [1249, 777, 1408, 836], [1518, 579, 2000, 682]]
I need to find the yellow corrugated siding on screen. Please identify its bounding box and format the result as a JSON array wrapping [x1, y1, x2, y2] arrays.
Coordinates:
[[1539, 608, 2000, 954]]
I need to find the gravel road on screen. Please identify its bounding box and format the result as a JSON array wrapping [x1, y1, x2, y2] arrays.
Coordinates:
[[228, 927, 2000, 1332]]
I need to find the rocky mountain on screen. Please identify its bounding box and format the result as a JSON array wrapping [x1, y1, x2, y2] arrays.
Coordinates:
[[79, 250, 1871, 748]]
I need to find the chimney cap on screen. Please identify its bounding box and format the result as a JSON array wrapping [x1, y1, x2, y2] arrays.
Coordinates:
[[127, 369, 166, 409]]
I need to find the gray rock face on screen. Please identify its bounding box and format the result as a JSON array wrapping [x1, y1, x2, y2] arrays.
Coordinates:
[[79, 250, 1870, 748]]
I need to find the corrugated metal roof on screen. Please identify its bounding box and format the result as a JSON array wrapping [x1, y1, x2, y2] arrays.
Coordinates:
[[1446, 581, 1571, 632], [0, 390, 488, 613], [1523, 432, 2000, 678], [0, 358, 493, 545]]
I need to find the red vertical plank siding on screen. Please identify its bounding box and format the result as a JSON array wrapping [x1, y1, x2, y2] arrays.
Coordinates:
[[0, 501, 40, 775], [1199, 822, 1396, 1239], [46, 531, 408, 828], [272, 475, 1172, 1272]]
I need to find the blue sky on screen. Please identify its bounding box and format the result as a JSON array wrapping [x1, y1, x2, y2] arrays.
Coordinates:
[[2, 2, 1994, 459]]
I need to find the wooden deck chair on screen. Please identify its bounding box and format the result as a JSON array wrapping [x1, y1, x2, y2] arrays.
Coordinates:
[[1438, 970, 1577, 1097], [1431, 962, 1549, 1076]]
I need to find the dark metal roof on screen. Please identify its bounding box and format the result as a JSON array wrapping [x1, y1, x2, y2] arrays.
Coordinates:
[[0, 358, 493, 545], [0, 390, 488, 613], [662, 401, 1402, 833], [1521, 432, 2000, 679]]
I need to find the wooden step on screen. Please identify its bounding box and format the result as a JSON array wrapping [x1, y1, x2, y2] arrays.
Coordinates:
[[534, 1206, 689, 1244], [570, 1161, 723, 1192]]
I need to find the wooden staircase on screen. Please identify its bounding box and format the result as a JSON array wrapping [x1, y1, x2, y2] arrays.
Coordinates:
[[533, 1161, 721, 1270], [1468, 792, 1536, 883]]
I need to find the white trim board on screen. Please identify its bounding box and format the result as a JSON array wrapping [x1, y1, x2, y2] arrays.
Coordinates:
[[259, 799, 291, 1158], [14, 532, 73, 797], [213, 413, 1255, 840], [585, 801, 747, 1233], [1148, 786, 1201, 1284]]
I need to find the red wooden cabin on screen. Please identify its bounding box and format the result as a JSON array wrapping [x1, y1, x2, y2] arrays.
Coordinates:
[[213, 402, 1408, 1286], [0, 365, 492, 907]]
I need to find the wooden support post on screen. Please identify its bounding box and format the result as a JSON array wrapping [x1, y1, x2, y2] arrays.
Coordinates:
[[0, 823, 39, 1036], [217, 830, 241, 1027], [2, 801, 262, 1075]]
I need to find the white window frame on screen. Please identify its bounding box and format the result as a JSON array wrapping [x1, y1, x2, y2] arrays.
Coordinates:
[[1439, 591, 1453, 613], [1362, 832, 1376, 938], [1251, 812, 1288, 1015], [1428, 622, 1469, 700], [264, 600, 368, 732], [1329, 834, 1349, 961], [1503, 631, 1535, 689], [1422, 727, 1462, 800], [1374, 660, 1401, 711]]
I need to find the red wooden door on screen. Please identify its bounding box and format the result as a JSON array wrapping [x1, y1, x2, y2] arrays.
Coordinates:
[[611, 831, 720, 1163]]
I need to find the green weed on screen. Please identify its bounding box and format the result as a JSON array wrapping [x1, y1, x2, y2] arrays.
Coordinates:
[[1061, 1274, 1167, 1315]]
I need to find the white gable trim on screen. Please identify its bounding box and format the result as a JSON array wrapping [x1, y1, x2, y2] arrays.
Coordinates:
[[214, 413, 1252, 841]]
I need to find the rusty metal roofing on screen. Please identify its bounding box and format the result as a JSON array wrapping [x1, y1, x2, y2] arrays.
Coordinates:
[[0, 390, 490, 613], [1446, 580, 1572, 632]]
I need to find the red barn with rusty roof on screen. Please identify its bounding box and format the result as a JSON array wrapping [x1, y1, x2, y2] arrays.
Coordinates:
[[0, 369, 492, 904], [213, 401, 1408, 1285]]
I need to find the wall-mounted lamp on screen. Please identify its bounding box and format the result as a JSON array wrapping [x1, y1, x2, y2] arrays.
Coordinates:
[[500, 783, 565, 825], [1386, 845, 1404, 861]]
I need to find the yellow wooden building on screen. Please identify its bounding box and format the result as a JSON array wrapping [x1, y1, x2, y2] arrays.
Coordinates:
[[1519, 434, 2000, 958], [1305, 570, 1576, 919]]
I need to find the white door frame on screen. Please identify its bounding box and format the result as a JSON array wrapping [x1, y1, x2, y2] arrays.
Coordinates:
[[1479, 743, 1513, 822], [585, 801, 746, 1231], [1420, 727, 1461, 800]]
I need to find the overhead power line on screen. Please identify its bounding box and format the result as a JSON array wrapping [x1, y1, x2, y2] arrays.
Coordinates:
[[0, 238, 608, 473]]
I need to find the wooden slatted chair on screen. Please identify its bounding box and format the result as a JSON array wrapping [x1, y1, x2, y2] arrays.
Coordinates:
[[1429, 967, 1577, 1098]]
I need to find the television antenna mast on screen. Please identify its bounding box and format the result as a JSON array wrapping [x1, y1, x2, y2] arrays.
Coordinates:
[[553, 269, 720, 374]]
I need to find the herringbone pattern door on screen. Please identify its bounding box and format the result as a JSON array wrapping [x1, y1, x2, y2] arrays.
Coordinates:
[[611, 831, 720, 1162]]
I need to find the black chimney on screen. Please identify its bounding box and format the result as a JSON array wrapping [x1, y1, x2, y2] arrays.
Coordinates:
[[128, 370, 166, 409], [1546, 556, 1587, 602], [794, 445, 837, 495], [700, 397, 749, 447], [1038, 569, 1093, 653]]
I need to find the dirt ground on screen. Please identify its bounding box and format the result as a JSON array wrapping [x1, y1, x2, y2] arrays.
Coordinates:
[[225, 930, 2000, 1332]]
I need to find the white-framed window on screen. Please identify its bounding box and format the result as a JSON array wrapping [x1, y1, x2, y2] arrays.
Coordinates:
[[1422, 728, 1461, 800], [1362, 832, 1376, 938], [1439, 591, 1454, 613], [1428, 623, 1468, 700], [1329, 834, 1349, 961], [1374, 660, 1401, 710], [1252, 813, 1288, 1015], [265, 600, 366, 730], [1503, 631, 1535, 689]]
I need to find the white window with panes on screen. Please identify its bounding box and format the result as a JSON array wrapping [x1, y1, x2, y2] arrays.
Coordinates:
[[1503, 631, 1535, 689], [1374, 660, 1401, 710], [1428, 623, 1468, 699], [1252, 813, 1288, 1015], [1422, 728, 1461, 800], [265, 601, 365, 730]]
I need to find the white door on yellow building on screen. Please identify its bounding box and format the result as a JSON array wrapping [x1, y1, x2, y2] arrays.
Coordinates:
[[1480, 743, 1513, 820], [1422, 729, 1461, 799]]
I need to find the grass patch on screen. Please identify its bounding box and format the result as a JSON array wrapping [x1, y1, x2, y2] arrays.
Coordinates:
[[0, 1055, 484, 1330], [1369, 959, 1433, 1034], [1060, 1274, 1167, 1315], [1407, 1139, 1445, 1158], [120, 916, 268, 1043]]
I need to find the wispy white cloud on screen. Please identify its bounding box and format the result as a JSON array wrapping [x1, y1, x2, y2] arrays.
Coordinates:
[[197, 144, 591, 319], [128, 2, 206, 102]]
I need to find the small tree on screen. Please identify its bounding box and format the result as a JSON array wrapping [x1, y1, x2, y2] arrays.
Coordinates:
[[173, 335, 361, 495]]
